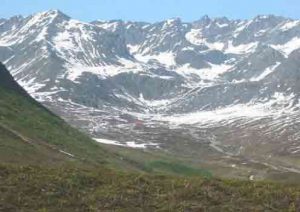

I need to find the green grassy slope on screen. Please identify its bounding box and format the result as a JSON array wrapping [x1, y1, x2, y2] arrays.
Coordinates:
[[0, 62, 126, 168], [0, 84, 116, 166], [1, 164, 299, 211]]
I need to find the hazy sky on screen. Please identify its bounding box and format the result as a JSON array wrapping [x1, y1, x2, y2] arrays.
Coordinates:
[[1, 0, 300, 22]]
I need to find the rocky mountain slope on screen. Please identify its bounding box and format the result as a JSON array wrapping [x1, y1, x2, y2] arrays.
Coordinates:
[[1, 10, 300, 180], [3, 63, 299, 211]]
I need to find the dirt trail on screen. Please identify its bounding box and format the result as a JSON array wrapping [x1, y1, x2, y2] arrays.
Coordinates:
[[0, 123, 75, 158]]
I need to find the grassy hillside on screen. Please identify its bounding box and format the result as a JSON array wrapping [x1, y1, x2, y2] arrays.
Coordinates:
[[0, 84, 114, 166], [1, 163, 300, 211], [0, 62, 131, 169]]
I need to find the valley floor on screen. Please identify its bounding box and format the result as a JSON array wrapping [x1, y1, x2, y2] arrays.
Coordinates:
[[0, 163, 300, 211]]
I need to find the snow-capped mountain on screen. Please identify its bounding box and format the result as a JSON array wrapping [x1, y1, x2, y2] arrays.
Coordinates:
[[1, 10, 300, 179]]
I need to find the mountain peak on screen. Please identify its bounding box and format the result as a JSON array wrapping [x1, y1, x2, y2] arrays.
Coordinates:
[[7, 15, 24, 22], [200, 15, 211, 22], [31, 9, 70, 22], [254, 14, 275, 20], [193, 15, 211, 26], [165, 17, 181, 24], [253, 14, 286, 22], [162, 18, 182, 29], [44, 9, 68, 17], [213, 16, 229, 23]]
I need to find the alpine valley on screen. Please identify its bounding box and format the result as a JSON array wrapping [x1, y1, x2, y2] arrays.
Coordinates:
[[1, 10, 300, 181]]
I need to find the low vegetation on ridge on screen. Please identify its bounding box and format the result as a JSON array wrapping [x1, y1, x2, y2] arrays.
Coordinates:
[[1, 164, 300, 211]]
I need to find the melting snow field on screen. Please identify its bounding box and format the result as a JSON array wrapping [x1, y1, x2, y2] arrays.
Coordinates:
[[93, 138, 159, 149], [225, 41, 258, 54], [175, 63, 233, 80], [185, 29, 225, 51], [65, 58, 143, 81], [270, 37, 300, 56], [184, 29, 258, 54], [280, 20, 300, 31], [154, 104, 269, 126], [134, 52, 177, 67], [140, 92, 298, 127], [250, 62, 281, 81]]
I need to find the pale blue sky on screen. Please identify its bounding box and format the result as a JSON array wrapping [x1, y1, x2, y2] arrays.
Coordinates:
[[1, 0, 300, 22]]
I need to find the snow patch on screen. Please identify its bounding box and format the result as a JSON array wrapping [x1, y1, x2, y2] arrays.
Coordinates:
[[127, 44, 140, 54], [153, 93, 297, 126], [280, 20, 300, 31], [225, 41, 258, 54], [175, 63, 233, 80], [94, 138, 158, 149], [135, 52, 176, 67], [66, 58, 142, 81], [94, 138, 124, 146], [138, 93, 171, 107], [250, 62, 281, 81], [95, 21, 120, 31], [185, 29, 225, 51], [270, 37, 300, 56], [216, 22, 228, 28]]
